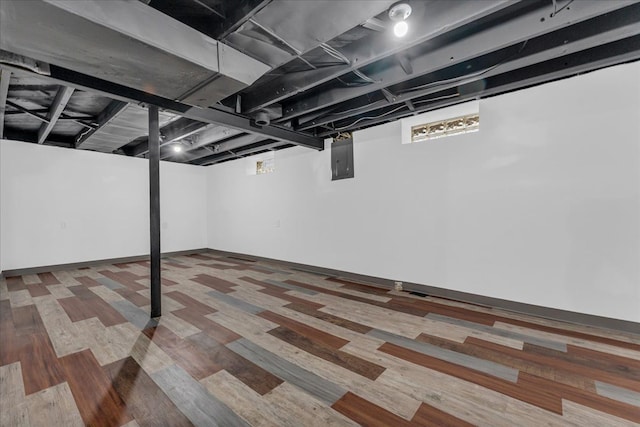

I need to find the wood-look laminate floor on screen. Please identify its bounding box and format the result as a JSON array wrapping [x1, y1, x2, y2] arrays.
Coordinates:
[[1, 252, 639, 426]]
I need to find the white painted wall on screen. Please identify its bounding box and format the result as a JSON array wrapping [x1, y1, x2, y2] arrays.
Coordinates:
[[0, 141, 206, 271], [206, 62, 640, 322]]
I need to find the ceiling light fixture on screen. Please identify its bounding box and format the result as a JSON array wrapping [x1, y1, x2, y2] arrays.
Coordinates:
[[173, 145, 182, 153], [388, 2, 412, 38]]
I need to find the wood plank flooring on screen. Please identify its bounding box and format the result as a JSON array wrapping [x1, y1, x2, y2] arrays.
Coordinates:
[[1, 252, 639, 426]]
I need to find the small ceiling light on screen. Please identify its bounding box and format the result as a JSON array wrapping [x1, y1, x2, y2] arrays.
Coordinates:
[[173, 145, 182, 153], [393, 20, 408, 38], [388, 1, 412, 38]]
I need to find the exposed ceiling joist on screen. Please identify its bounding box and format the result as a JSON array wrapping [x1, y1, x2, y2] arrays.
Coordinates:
[[240, 0, 516, 114], [1, 63, 324, 150], [0, 69, 12, 138], [194, 139, 283, 166], [298, 6, 640, 131], [126, 118, 208, 157], [75, 100, 128, 148], [164, 133, 267, 163], [216, 0, 272, 40], [159, 125, 243, 159], [279, 0, 637, 124], [318, 35, 640, 137], [37, 85, 74, 144]]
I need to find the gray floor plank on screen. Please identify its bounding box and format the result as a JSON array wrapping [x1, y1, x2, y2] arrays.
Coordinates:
[[264, 279, 317, 295], [367, 328, 520, 382], [206, 290, 265, 314], [227, 338, 346, 405], [96, 277, 124, 290], [151, 364, 251, 427], [110, 300, 152, 330], [426, 313, 568, 352], [595, 381, 640, 407]]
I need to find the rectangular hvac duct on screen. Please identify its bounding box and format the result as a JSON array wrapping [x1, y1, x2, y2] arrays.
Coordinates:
[[0, 0, 270, 107]]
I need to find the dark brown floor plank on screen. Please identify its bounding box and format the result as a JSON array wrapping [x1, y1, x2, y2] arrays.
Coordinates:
[[25, 284, 51, 297], [379, 342, 564, 414], [6, 276, 26, 291], [37, 272, 60, 285], [0, 300, 21, 365], [165, 262, 191, 269], [104, 357, 193, 426], [191, 274, 237, 293], [326, 277, 390, 295], [196, 262, 241, 271], [186, 332, 283, 395], [171, 308, 240, 344], [75, 276, 103, 287], [12, 305, 67, 395], [112, 262, 133, 269], [21, 332, 67, 395], [519, 372, 640, 424], [411, 401, 476, 427], [567, 344, 640, 372], [187, 253, 215, 261], [60, 349, 131, 427], [258, 310, 349, 349], [142, 325, 219, 380], [269, 326, 386, 380], [166, 290, 217, 315], [515, 341, 640, 392], [59, 296, 101, 322], [239, 276, 326, 310], [114, 288, 150, 307], [495, 317, 640, 352], [163, 277, 179, 286], [261, 285, 326, 309], [332, 392, 412, 427], [285, 302, 373, 334], [98, 270, 147, 292], [60, 293, 127, 327], [393, 295, 497, 326], [418, 333, 597, 392]]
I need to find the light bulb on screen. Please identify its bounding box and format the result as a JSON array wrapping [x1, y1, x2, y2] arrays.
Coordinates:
[[173, 145, 182, 153], [393, 20, 408, 38]]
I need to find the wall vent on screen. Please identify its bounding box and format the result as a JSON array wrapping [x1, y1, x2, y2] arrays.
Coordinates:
[[411, 113, 479, 143]]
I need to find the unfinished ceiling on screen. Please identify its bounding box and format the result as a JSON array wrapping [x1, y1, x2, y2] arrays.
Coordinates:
[[1, 0, 639, 166]]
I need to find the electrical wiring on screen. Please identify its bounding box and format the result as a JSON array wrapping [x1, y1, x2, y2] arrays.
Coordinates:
[[330, 104, 407, 130], [330, 92, 460, 131], [411, 92, 459, 106], [320, 43, 350, 65], [353, 69, 377, 83], [336, 76, 372, 87], [397, 40, 528, 95]]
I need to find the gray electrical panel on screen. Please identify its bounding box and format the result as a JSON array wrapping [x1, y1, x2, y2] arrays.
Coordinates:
[[331, 137, 354, 181]]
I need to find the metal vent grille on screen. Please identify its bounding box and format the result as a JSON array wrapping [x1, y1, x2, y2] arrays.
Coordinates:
[[411, 113, 479, 143]]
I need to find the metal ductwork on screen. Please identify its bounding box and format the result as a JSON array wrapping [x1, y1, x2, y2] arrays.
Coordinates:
[[0, 0, 270, 107], [254, 111, 271, 126]]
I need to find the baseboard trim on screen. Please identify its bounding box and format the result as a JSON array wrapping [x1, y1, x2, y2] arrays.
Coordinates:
[[206, 248, 640, 335], [1, 248, 209, 278], [2, 247, 637, 334]]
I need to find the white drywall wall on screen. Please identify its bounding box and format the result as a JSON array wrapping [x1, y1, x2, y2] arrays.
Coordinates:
[[0, 141, 206, 271], [206, 62, 640, 322]]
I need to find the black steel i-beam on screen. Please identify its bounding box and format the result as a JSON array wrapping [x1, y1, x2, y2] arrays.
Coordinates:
[[149, 105, 161, 318]]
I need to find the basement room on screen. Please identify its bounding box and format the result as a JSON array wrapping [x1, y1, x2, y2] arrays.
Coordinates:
[[0, 0, 639, 426]]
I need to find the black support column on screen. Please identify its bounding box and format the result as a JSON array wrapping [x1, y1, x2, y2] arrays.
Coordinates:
[[149, 105, 161, 318]]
